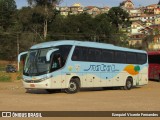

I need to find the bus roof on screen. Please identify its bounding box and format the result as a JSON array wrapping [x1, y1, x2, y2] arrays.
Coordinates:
[[148, 51, 160, 55], [30, 40, 146, 53]]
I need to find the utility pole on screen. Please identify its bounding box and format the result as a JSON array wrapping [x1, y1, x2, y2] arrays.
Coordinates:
[[44, 3, 48, 40], [17, 33, 20, 71]]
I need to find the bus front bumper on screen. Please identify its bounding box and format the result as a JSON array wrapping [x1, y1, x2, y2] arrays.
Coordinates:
[[22, 80, 51, 89]]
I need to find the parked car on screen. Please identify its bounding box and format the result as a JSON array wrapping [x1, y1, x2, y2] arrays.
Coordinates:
[[6, 64, 17, 73]]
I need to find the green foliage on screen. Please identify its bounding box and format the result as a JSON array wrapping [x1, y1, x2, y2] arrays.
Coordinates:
[[27, 0, 61, 6], [0, 73, 11, 82], [142, 35, 154, 50], [26, 0, 62, 40], [0, 1, 133, 60], [0, 0, 17, 31], [107, 7, 130, 31], [0, 33, 17, 60]]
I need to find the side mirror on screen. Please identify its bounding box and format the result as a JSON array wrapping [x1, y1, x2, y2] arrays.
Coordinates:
[[46, 49, 59, 61], [18, 51, 28, 71]]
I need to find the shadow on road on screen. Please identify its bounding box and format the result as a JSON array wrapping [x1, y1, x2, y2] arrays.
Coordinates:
[[25, 86, 142, 94]]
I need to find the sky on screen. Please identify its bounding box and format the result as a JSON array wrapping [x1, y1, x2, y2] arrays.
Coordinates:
[[16, 0, 160, 9]]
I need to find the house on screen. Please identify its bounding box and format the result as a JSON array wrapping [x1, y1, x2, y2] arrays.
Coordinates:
[[150, 24, 160, 31], [129, 8, 142, 17], [154, 3, 160, 14], [60, 6, 69, 16], [129, 21, 145, 46], [69, 3, 83, 15], [129, 34, 144, 46], [155, 16, 160, 24], [148, 34, 160, 50], [129, 8, 143, 21], [130, 21, 145, 34], [144, 4, 157, 14], [139, 14, 157, 25], [100, 6, 110, 14], [84, 6, 101, 17], [144, 24, 160, 50], [120, 0, 135, 10]]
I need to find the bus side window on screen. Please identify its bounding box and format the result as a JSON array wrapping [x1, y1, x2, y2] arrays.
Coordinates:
[[88, 49, 95, 62], [72, 47, 81, 61], [95, 49, 101, 62], [81, 47, 88, 61], [50, 53, 63, 72], [102, 50, 114, 62], [115, 51, 126, 63], [137, 53, 147, 64], [127, 52, 137, 64]]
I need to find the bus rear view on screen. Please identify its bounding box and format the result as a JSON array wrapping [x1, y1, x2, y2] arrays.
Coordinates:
[[148, 51, 160, 82]]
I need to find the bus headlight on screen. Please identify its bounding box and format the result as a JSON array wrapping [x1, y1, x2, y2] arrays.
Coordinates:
[[39, 76, 52, 82], [23, 76, 52, 83]]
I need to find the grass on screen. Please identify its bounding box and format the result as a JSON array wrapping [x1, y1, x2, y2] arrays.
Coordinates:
[[16, 73, 22, 80], [0, 60, 23, 82], [0, 67, 5, 71], [0, 73, 12, 82], [0, 71, 22, 82]]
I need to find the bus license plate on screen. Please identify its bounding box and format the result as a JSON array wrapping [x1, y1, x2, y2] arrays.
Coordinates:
[[30, 84, 35, 87]]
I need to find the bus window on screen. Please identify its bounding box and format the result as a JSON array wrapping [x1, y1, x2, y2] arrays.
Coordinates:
[[88, 49, 95, 62], [94, 49, 101, 62], [58, 45, 72, 63], [148, 55, 160, 64], [102, 50, 114, 62], [50, 53, 64, 72], [115, 51, 126, 63], [81, 47, 88, 61], [127, 52, 137, 64], [72, 47, 81, 61], [137, 53, 147, 64]]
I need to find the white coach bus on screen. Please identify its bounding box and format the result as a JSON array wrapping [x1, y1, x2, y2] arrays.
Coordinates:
[[18, 40, 148, 93]]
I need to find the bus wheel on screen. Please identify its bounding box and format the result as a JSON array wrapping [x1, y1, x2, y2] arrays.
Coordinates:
[[123, 78, 133, 90], [65, 79, 80, 94]]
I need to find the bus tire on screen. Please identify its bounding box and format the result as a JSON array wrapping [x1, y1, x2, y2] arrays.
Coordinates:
[[65, 78, 80, 94], [123, 78, 133, 90]]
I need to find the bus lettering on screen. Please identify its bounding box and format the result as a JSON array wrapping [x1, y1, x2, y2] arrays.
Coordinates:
[[84, 64, 119, 72]]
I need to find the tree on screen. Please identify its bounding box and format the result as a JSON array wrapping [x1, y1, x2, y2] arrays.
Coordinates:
[[107, 7, 130, 31], [93, 14, 115, 42], [142, 35, 154, 50], [0, 0, 17, 31], [27, 0, 61, 40]]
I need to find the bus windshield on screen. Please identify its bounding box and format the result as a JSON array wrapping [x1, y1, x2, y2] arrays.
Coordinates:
[[23, 45, 72, 76], [24, 48, 53, 76]]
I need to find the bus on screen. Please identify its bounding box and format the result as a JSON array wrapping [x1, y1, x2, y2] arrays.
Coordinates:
[[148, 51, 160, 82], [18, 40, 148, 93]]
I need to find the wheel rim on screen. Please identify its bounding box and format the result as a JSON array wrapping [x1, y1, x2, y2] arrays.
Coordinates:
[[127, 80, 132, 88], [68, 82, 77, 91]]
